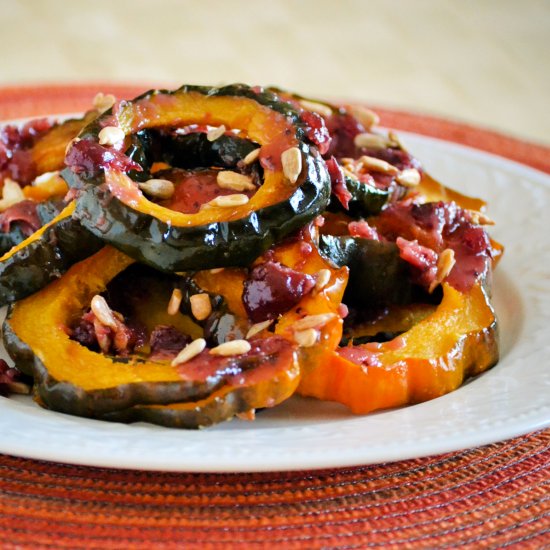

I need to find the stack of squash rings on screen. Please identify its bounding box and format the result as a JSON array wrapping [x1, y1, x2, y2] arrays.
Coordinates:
[[0, 84, 502, 428]]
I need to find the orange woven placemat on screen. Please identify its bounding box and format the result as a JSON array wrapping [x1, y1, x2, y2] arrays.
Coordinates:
[[0, 84, 549, 549]]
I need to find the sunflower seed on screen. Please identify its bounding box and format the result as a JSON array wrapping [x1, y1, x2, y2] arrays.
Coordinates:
[[171, 338, 207, 366], [314, 269, 332, 292], [93, 92, 116, 113], [292, 313, 337, 331], [138, 178, 175, 199], [246, 320, 273, 339], [90, 295, 118, 330], [429, 248, 456, 293], [358, 155, 399, 175], [347, 105, 380, 129], [190, 293, 212, 321], [167, 288, 183, 316], [396, 168, 421, 187], [242, 148, 260, 165], [281, 147, 302, 184], [217, 171, 256, 191], [299, 99, 332, 118], [353, 133, 391, 149], [294, 328, 318, 347], [207, 125, 226, 142], [98, 126, 125, 146], [207, 194, 249, 207], [209, 339, 251, 356]]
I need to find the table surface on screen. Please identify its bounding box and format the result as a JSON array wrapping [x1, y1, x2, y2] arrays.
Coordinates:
[[2, 0, 549, 145]]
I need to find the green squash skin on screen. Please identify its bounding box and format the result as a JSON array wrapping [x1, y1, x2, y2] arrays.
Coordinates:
[[96, 339, 300, 429], [67, 84, 331, 272], [0, 206, 103, 306], [319, 234, 414, 309], [332, 175, 391, 217], [74, 143, 330, 272], [97, 381, 289, 429], [0, 200, 64, 255]]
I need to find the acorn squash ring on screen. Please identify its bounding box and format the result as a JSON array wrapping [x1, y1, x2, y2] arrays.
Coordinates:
[[66, 84, 331, 272]]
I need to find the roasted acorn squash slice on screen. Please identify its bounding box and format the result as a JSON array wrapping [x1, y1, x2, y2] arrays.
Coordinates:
[[95, 225, 348, 428], [65, 84, 331, 272], [298, 281, 499, 413]]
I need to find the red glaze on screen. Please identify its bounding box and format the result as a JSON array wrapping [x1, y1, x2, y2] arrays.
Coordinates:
[[348, 220, 379, 240], [177, 336, 294, 385], [66, 139, 141, 177], [160, 169, 255, 214], [0, 200, 42, 235], [326, 156, 351, 209], [0, 359, 25, 397]]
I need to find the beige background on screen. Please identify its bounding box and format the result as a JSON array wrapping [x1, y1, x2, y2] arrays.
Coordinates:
[[2, 0, 549, 145]]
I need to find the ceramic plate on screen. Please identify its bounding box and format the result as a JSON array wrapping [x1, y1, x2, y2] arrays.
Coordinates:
[[1, 131, 549, 472]]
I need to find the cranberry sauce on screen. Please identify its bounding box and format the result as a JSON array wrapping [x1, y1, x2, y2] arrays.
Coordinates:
[[243, 261, 316, 323], [374, 201, 492, 292], [65, 139, 142, 178], [0, 118, 53, 185]]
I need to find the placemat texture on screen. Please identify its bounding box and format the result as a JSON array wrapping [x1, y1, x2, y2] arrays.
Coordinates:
[[0, 84, 548, 549]]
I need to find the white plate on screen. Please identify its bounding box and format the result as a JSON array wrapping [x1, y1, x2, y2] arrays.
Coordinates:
[[1, 131, 549, 472]]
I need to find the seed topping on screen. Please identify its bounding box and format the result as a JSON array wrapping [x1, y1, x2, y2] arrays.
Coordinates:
[[246, 320, 273, 339], [292, 313, 337, 331], [281, 147, 302, 184], [358, 155, 399, 175], [294, 328, 318, 347], [167, 288, 183, 316], [138, 178, 175, 199], [353, 133, 392, 150], [469, 210, 495, 226], [0, 178, 25, 211], [190, 293, 212, 321], [217, 171, 256, 192], [171, 338, 207, 366], [209, 339, 251, 357], [207, 125, 226, 142], [299, 99, 332, 118], [98, 126, 125, 146], [429, 248, 456, 293], [396, 168, 421, 187], [93, 92, 116, 113], [347, 105, 380, 129], [206, 194, 249, 208], [242, 148, 260, 165], [314, 269, 332, 292], [90, 295, 118, 330]]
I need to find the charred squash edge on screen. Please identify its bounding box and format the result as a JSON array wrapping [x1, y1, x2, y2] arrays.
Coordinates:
[[0, 202, 102, 306]]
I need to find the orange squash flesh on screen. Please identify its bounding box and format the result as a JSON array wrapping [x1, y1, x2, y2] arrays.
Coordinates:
[[105, 93, 298, 227], [298, 282, 498, 414]]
